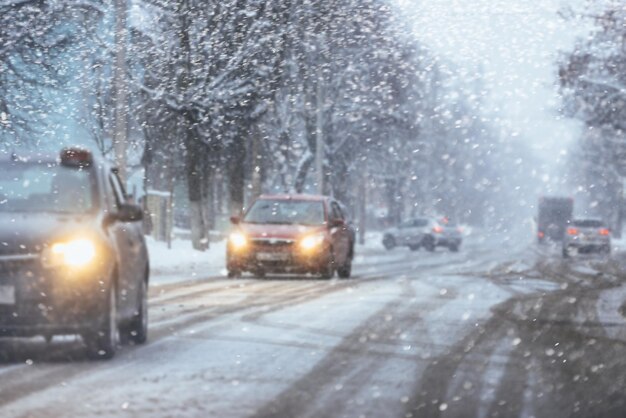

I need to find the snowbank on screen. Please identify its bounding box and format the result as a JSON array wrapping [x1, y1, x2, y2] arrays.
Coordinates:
[[147, 237, 226, 286]]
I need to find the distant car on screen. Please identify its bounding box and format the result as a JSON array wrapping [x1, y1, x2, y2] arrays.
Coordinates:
[[382, 217, 462, 252], [0, 148, 149, 359], [562, 219, 611, 257], [227, 194, 355, 279]]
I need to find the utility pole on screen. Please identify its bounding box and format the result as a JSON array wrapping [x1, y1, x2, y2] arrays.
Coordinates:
[[113, 0, 128, 182]]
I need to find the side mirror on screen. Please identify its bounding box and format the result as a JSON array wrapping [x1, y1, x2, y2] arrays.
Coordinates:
[[115, 203, 144, 222], [330, 219, 345, 228], [230, 216, 240, 225]]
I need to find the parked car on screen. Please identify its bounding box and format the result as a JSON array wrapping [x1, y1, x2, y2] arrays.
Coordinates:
[[227, 194, 355, 279], [382, 217, 462, 252], [0, 148, 149, 359], [562, 218, 611, 257]]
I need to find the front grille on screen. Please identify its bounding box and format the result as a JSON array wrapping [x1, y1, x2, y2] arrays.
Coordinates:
[[0, 255, 49, 304], [251, 239, 294, 252], [0, 255, 40, 283]]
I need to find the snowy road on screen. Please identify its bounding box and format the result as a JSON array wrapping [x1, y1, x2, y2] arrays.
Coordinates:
[[1, 236, 626, 417]]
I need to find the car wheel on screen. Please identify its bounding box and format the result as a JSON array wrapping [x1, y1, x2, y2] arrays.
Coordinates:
[[253, 269, 266, 279], [382, 235, 396, 250], [227, 268, 241, 278], [408, 244, 420, 251], [320, 252, 335, 279], [84, 283, 119, 360], [121, 277, 148, 345], [422, 236, 435, 252], [337, 256, 352, 279]]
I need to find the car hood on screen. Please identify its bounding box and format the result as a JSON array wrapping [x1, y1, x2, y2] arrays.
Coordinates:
[[239, 223, 326, 240], [0, 212, 96, 255]]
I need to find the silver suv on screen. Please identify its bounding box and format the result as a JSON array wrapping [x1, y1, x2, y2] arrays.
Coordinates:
[[562, 219, 611, 257], [382, 217, 462, 252]]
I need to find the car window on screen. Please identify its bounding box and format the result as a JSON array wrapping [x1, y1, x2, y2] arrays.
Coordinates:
[[109, 172, 126, 209], [244, 199, 325, 225], [330, 202, 344, 221], [399, 220, 412, 229], [412, 219, 428, 227], [0, 162, 94, 214], [572, 220, 604, 228]]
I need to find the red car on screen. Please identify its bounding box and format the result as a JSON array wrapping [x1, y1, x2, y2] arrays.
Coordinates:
[[227, 194, 354, 279]]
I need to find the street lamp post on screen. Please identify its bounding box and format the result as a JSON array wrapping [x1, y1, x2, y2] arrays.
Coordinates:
[[113, 0, 128, 182]]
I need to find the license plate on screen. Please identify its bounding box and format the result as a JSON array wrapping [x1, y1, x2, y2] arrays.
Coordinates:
[[0, 285, 15, 305], [256, 252, 289, 261]]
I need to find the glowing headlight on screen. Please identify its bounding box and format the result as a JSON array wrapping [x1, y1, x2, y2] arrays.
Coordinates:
[[229, 232, 248, 249], [46, 239, 97, 268], [300, 233, 326, 251]]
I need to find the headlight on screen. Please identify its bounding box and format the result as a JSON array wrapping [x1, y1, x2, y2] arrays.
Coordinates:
[[229, 232, 248, 249], [44, 238, 97, 268], [300, 233, 326, 251]]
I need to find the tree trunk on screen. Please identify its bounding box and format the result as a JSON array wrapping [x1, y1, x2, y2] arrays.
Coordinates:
[[358, 177, 366, 245], [186, 139, 207, 251], [385, 178, 401, 225], [294, 151, 314, 193], [228, 137, 247, 217], [250, 123, 263, 199]]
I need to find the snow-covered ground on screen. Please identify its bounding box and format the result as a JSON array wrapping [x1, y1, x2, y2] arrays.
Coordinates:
[[148, 231, 389, 286], [147, 237, 227, 285], [3, 229, 626, 417]]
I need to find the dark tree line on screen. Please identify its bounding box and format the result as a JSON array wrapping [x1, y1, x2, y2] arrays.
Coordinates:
[[559, 5, 626, 233]]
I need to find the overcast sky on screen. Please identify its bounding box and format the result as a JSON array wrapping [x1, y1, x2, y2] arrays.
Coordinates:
[[393, 0, 590, 189]]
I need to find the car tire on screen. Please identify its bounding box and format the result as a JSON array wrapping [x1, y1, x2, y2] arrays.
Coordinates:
[[409, 244, 420, 251], [121, 277, 148, 345], [383, 235, 396, 250], [337, 257, 352, 279], [320, 252, 335, 279], [84, 283, 119, 360], [253, 269, 266, 279], [422, 236, 435, 252], [227, 269, 241, 278]]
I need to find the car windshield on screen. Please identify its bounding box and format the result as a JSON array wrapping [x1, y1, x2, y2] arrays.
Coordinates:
[[244, 199, 325, 225], [0, 162, 94, 214], [572, 220, 604, 228]]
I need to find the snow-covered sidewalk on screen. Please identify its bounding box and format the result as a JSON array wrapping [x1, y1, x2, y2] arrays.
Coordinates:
[[147, 237, 226, 286]]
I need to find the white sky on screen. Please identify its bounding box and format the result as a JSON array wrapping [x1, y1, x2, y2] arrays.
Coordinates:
[[394, 0, 590, 187]]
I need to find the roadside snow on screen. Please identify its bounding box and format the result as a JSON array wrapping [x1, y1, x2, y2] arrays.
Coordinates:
[[147, 237, 226, 285]]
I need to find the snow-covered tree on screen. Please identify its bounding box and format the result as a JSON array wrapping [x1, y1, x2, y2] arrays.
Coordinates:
[[559, 4, 626, 233], [0, 0, 104, 146]]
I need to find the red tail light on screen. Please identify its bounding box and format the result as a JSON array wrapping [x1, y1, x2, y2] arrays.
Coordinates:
[[538, 231, 545, 238], [599, 228, 610, 236], [433, 226, 443, 234], [567, 228, 579, 236]]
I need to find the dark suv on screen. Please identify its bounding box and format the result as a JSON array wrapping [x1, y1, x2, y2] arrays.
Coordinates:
[[227, 194, 355, 279], [0, 148, 149, 359]]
